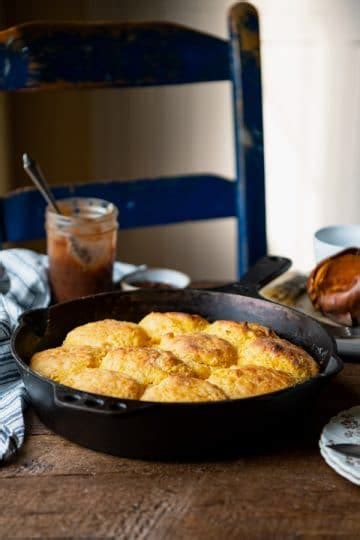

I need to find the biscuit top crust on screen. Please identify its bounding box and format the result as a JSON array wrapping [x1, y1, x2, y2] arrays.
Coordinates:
[[101, 346, 195, 385], [208, 365, 297, 399], [30, 345, 102, 382], [206, 320, 277, 355], [159, 333, 237, 378], [61, 367, 144, 399], [142, 375, 227, 402], [139, 312, 209, 343], [238, 336, 319, 380], [63, 319, 150, 350]]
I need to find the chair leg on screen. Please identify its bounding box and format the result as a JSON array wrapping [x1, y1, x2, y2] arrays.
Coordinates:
[[229, 2, 267, 277]]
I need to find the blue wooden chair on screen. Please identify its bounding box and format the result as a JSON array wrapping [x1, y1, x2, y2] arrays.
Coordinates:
[[0, 2, 266, 276]]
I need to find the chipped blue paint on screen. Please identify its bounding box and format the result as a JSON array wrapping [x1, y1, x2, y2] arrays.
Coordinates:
[[0, 175, 236, 243], [0, 22, 229, 90], [0, 44, 28, 90], [229, 3, 267, 274]]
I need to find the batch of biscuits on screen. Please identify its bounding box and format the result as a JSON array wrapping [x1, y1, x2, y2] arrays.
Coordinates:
[[31, 312, 319, 402], [30, 193, 358, 404]]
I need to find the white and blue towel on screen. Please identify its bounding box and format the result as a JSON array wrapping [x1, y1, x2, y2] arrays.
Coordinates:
[[0, 249, 137, 462], [0, 250, 49, 461]]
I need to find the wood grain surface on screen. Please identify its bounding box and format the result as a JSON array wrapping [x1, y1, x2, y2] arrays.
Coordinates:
[[1, 362, 360, 539]]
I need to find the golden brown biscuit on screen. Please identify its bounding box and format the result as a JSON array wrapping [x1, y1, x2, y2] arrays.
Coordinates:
[[30, 345, 101, 382], [206, 320, 277, 357], [208, 365, 297, 399], [63, 319, 150, 351], [142, 375, 227, 402], [139, 312, 209, 343], [159, 333, 237, 378], [239, 336, 319, 380], [61, 368, 144, 399], [101, 347, 195, 385]]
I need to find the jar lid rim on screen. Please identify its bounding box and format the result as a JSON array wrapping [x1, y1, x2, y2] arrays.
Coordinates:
[[46, 197, 118, 226]]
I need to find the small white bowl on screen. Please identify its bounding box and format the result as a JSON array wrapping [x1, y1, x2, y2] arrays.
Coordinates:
[[121, 267, 191, 291], [314, 224, 360, 262]]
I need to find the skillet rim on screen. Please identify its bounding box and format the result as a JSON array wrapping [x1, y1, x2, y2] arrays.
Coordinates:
[[10, 288, 343, 408]]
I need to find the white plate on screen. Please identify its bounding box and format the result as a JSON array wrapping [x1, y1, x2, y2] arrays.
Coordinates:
[[319, 406, 360, 485], [319, 439, 360, 482], [320, 443, 360, 486]]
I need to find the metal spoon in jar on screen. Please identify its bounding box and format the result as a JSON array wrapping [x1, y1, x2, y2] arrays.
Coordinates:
[[22, 153, 91, 264]]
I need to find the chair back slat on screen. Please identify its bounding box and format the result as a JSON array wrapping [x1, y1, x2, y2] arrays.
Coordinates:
[[0, 22, 230, 90], [0, 175, 236, 243]]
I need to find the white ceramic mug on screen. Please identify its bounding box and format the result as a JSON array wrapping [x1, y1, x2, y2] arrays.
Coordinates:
[[314, 224, 360, 262]]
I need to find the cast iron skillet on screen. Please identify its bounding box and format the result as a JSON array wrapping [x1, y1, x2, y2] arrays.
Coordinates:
[[11, 256, 343, 459]]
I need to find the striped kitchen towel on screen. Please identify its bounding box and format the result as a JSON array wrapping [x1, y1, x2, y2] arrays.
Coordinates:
[[0, 249, 49, 462], [0, 248, 138, 462]]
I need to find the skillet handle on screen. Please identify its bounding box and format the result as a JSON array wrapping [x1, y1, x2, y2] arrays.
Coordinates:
[[211, 256, 292, 298], [53, 385, 154, 415]]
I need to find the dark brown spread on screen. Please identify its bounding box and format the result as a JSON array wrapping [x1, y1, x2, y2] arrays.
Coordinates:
[[46, 199, 118, 303], [48, 234, 115, 302]]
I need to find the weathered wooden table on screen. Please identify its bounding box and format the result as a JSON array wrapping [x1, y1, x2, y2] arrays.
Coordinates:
[[1, 363, 359, 539]]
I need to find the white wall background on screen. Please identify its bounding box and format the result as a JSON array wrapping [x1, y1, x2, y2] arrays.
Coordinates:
[[257, 0, 360, 271], [84, 0, 360, 277], [86, 0, 236, 279]]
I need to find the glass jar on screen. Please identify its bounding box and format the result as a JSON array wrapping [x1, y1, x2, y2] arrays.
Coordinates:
[[46, 198, 118, 303]]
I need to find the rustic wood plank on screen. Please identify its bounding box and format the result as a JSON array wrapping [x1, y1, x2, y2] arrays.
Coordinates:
[[0, 441, 359, 539], [25, 408, 50, 436]]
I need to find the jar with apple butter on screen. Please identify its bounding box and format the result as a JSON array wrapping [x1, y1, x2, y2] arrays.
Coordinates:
[[46, 198, 118, 302]]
